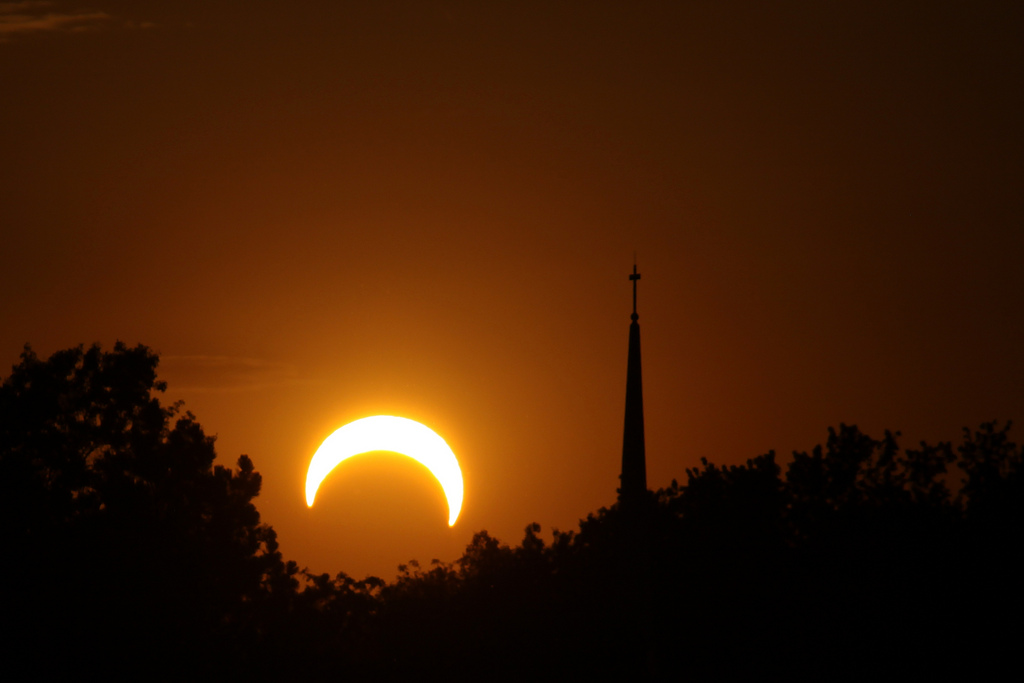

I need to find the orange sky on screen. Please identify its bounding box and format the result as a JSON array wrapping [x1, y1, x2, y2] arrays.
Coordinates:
[[2, 1, 1022, 579]]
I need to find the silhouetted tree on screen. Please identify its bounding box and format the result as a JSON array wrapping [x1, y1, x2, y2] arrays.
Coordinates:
[[0, 343, 295, 675], [4, 342, 1020, 680], [355, 421, 1022, 681]]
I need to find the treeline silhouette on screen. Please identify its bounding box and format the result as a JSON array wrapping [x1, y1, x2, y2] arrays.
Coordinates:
[[2, 344, 1020, 680]]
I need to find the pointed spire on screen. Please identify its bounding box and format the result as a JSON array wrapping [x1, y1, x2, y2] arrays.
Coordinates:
[[619, 262, 647, 509], [630, 262, 640, 320]]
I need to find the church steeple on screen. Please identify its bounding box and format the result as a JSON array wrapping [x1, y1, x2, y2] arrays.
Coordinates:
[[619, 263, 647, 509]]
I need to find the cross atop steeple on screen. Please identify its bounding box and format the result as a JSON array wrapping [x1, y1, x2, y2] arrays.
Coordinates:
[[629, 263, 641, 321], [619, 262, 647, 510]]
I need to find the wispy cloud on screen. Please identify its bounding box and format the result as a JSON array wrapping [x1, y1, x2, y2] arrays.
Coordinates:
[[0, 2, 150, 39], [159, 355, 309, 394]]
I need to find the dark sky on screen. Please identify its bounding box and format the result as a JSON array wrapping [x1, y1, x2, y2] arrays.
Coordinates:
[[3, 0, 1022, 579]]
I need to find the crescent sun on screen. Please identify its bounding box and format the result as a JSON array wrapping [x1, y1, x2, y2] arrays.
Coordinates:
[[305, 415, 464, 526]]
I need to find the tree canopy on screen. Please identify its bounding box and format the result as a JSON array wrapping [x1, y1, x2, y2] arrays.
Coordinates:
[[2, 343, 1020, 680], [0, 343, 297, 675]]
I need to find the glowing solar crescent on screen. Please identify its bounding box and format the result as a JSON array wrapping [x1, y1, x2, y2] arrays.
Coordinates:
[[305, 415, 464, 526]]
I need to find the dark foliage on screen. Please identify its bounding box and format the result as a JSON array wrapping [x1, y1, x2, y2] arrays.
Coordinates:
[[0, 343, 299, 676], [2, 344, 1021, 680], [307, 429, 1022, 682]]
